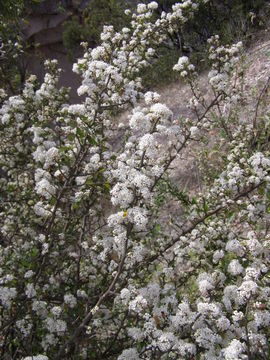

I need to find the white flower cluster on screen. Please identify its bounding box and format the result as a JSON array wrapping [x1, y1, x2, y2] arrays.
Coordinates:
[[173, 56, 195, 78], [0, 286, 17, 309], [45, 317, 67, 335], [207, 35, 242, 92], [0, 1, 269, 359], [64, 293, 77, 308]]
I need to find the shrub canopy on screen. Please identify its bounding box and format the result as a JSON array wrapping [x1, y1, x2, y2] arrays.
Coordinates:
[[0, 1, 269, 359]]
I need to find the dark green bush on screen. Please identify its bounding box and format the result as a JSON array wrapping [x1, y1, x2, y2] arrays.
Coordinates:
[[0, 0, 42, 93]]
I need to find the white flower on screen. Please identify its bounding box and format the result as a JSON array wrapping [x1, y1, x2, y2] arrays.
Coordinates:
[[244, 266, 260, 281], [35, 178, 56, 200], [138, 133, 155, 151], [127, 327, 144, 341], [144, 91, 160, 105], [137, 4, 147, 13], [25, 283, 36, 299], [2, 113, 10, 124], [34, 202, 51, 218], [16, 318, 33, 337], [197, 273, 214, 296], [157, 332, 176, 352], [24, 270, 34, 279], [254, 310, 270, 328], [33, 145, 46, 163], [245, 231, 263, 256], [226, 239, 244, 256], [49, 307, 61, 319], [0, 287, 17, 309], [171, 302, 196, 327], [238, 280, 258, 303], [197, 302, 220, 317], [190, 126, 199, 137], [132, 173, 152, 190], [108, 211, 125, 227], [148, 2, 158, 10], [77, 84, 89, 96], [129, 295, 147, 313], [32, 300, 47, 317], [232, 310, 244, 322], [44, 147, 59, 168], [120, 288, 131, 305], [91, 46, 106, 60], [75, 176, 86, 185], [194, 327, 221, 350], [150, 103, 172, 120], [227, 259, 243, 276], [129, 111, 150, 131], [31, 126, 44, 144], [67, 104, 86, 115], [77, 289, 88, 299], [223, 339, 246, 360], [173, 56, 189, 72], [9, 96, 25, 109], [128, 207, 148, 230], [90, 153, 100, 164], [213, 250, 224, 264], [110, 182, 134, 207], [45, 318, 67, 335], [216, 316, 230, 331], [64, 293, 77, 308], [118, 348, 139, 360]]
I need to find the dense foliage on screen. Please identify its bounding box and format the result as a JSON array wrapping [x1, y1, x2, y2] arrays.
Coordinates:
[[0, 1, 270, 359], [0, 0, 25, 93]]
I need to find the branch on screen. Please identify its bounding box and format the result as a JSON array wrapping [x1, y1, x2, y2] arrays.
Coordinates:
[[144, 180, 265, 266], [55, 224, 133, 359], [253, 75, 270, 133]]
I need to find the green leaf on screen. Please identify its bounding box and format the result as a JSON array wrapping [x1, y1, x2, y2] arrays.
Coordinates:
[[67, 133, 75, 141]]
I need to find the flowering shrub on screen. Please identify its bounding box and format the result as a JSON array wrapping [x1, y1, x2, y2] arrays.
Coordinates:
[[0, 1, 270, 359]]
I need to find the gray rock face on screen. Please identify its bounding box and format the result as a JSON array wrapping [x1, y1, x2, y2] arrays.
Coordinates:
[[23, 13, 70, 42], [29, 0, 90, 15], [22, 1, 93, 101], [23, 0, 92, 41]]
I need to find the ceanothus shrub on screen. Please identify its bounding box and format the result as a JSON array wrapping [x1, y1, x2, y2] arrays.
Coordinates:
[[0, 1, 269, 359]]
